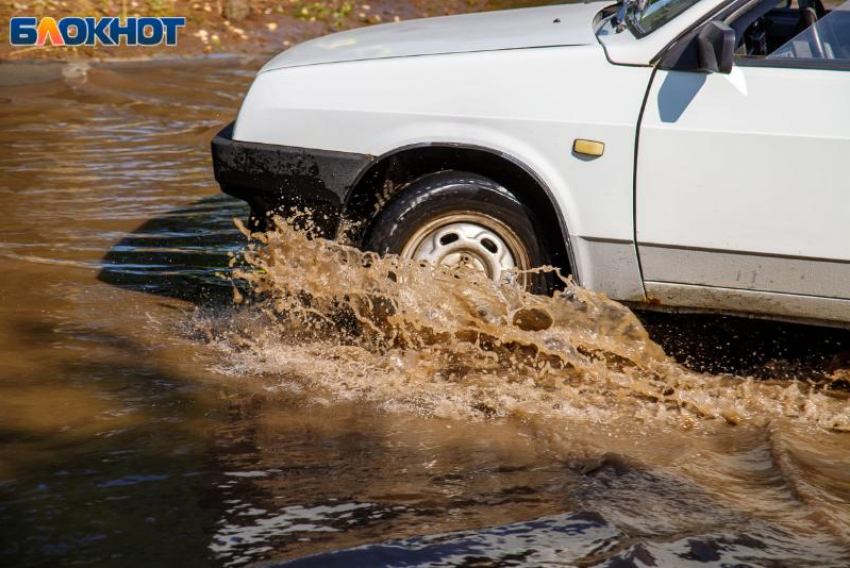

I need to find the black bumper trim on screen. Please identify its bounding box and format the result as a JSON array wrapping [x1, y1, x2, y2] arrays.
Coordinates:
[[211, 122, 374, 234]]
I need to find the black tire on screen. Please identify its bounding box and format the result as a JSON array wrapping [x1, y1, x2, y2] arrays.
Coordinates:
[[362, 170, 552, 293]]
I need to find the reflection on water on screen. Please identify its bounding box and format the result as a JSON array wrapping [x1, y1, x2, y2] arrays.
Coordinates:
[[282, 508, 843, 567], [99, 195, 245, 303], [0, 58, 849, 567]]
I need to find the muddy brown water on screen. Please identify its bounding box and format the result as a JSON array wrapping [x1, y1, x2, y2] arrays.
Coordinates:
[[1, 58, 850, 567]]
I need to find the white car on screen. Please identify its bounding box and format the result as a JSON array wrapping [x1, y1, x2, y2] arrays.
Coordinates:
[[212, 0, 850, 326]]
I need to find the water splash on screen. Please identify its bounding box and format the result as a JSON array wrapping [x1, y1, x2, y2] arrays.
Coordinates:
[[206, 217, 850, 431]]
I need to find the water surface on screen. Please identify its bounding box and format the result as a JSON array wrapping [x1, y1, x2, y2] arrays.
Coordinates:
[[1, 58, 849, 567]]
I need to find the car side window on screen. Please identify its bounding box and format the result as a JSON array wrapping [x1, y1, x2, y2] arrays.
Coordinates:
[[735, 0, 850, 66], [768, 1, 850, 59]]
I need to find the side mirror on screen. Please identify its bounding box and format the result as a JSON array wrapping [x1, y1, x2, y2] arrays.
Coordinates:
[[697, 21, 735, 74]]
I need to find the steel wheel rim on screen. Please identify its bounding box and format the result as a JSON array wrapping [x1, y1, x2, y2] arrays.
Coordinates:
[[400, 212, 531, 286]]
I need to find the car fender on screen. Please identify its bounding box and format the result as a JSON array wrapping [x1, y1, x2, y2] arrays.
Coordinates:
[[234, 45, 652, 301]]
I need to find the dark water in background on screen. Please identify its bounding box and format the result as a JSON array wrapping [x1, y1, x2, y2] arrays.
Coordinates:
[[0, 58, 849, 567]]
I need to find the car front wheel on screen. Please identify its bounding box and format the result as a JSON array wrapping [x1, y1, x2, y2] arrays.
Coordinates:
[[363, 171, 552, 293]]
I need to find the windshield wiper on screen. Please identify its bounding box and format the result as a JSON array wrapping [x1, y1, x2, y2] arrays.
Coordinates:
[[612, 0, 630, 31], [613, 0, 646, 32], [613, 0, 651, 35]]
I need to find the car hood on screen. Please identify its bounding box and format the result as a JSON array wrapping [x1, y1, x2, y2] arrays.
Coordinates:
[[261, 3, 606, 72]]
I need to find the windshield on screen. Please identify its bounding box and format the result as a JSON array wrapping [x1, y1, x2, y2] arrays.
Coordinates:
[[768, 1, 850, 60], [627, 0, 703, 37]]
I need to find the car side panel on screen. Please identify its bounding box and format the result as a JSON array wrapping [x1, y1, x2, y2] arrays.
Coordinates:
[[234, 46, 653, 301], [636, 65, 850, 324], [638, 67, 850, 283]]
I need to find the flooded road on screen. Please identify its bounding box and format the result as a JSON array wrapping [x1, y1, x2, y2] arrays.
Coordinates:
[[1, 59, 849, 567]]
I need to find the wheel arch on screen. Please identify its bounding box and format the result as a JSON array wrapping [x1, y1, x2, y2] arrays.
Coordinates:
[[342, 143, 577, 282]]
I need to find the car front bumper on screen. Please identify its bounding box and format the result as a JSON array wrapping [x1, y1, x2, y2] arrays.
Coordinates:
[[210, 122, 373, 235]]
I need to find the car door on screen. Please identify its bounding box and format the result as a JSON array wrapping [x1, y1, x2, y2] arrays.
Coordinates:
[[635, 8, 850, 323]]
